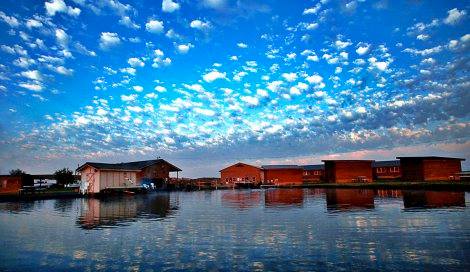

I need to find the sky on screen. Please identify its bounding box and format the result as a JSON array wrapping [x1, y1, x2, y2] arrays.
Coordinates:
[[0, 0, 469, 177]]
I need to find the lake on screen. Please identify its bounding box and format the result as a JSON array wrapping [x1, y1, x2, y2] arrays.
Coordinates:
[[0, 188, 469, 271]]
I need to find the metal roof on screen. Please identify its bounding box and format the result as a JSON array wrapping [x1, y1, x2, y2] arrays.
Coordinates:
[[76, 159, 181, 172], [372, 160, 400, 167], [261, 165, 302, 170], [302, 164, 325, 170], [396, 156, 465, 161], [219, 162, 261, 172]]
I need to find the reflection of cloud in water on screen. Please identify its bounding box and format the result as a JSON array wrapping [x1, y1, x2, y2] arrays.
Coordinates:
[[77, 193, 178, 229]]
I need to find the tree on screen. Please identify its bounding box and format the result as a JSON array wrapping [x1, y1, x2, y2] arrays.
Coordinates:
[[9, 169, 26, 176], [54, 168, 75, 187]]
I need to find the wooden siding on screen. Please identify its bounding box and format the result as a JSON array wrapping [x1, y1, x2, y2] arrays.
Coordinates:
[[373, 166, 401, 180], [263, 168, 303, 185], [100, 171, 138, 190], [302, 169, 324, 183], [400, 158, 462, 181], [220, 163, 262, 186], [324, 161, 373, 183]]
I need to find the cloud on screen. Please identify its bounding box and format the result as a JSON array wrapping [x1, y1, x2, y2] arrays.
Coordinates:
[[21, 70, 42, 81], [237, 42, 248, 48], [194, 108, 216, 116], [444, 8, 466, 25], [176, 43, 193, 54], [335, 39, 352, 49], [162, 0, 180, 13], [55, 66, 74, 75], [119, 16, 140, 29], [26, 19, 43, 29], [356, 44, 370, 55], [281, 72, 297, 82], [99, 32, 121, 49], [0, 11, 19, 27], [19, 83, 43, 92], [145, 19, 164, 34], [306, 74, 323, 84], [75, 42, 97, 56], [202, 0, 226, 9], [55, 28, 69, 47], [121, 94, 137, 102], [45, 0, 81, 17], [120, 67, 136, 75], [128, 57, 145, 67], [190, 19, 211, 31], [203, 70, 226, 82], [133, 85, 143, 92], [240, 96, 259, 106]]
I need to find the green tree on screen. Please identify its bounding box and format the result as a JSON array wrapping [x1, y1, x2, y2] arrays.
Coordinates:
[[54, 168, 75, 187], [9, 169, 26, 176]]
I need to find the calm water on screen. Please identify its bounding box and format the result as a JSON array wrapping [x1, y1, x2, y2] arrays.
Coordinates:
[[0, 189, 469, 271]]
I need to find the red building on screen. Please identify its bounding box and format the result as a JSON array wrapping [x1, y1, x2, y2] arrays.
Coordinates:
[[397, 156, 465, 181], [301, 164, 325, 183], [265, 189, 304, 208], [323, 160, 374, 183], [219, 162, 262, 187], [261, 165, 303, 186], [0, 175, 33, 194], [372, 160, 401, 180]]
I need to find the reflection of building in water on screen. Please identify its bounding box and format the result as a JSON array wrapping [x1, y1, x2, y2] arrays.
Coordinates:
[[221, 191, 261, 209], [326, 189, 375, 210], [402, 191, 465, 208], [264, 189, 304, 208], [375, 189, 402, 198], [78, 194, 177, 229]]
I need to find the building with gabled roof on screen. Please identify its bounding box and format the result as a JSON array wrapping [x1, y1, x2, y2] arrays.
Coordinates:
[[76, 159, 181, 194]]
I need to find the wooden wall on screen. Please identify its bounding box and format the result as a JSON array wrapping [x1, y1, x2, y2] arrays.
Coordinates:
[[324, 161, 373, 183], [220, 163, 262, 186], [263, 168, 303, 185]]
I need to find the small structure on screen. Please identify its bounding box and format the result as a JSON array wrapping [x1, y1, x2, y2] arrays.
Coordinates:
[[397, 156, 465, 181], [219, 162, 262, 188], [372, 160, 401, 180], [323, 160, 374, 183], [0, 175, 33, 194], [76, 159, 181, 194], [261, 165, 303, 186], [301, 164, 325, 183]]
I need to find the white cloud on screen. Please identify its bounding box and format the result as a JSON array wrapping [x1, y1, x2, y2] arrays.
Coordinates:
[[202, 0, 226, 9], [289, 86, 301, 96], [203, 70, 226, 82], [306, 74, 323, 84], [128, 57, 145, 67], [119, 16, 140, 29], [133, 85, 144, 92], [0, 11, 19, 27], [121, 94, 137, 102], [163, 136, 175, 145], [99, 32, 121, 49], [240, 96, 259, 106], [303, 4, 321, 15], [237, 42, 248, 48], [282, 72, 297, 82], [356, 44, 370, 55], [19, 83, 43, 92], [190, 19, 211, 31], [146, 19, 164, 34], [26, 19, 43, 29], [176, 43, 193, 54], [120, 67, 136, 75], [55, 66, 74, 75], [305, 23, 318, 30], [256, 89, 268, 97], [267, 80, 283, 92], [55, 29, 68, 47], [155, 86, 167, 92], [21, 70, 42, 81], [162, 0, 180, 13], [45, 0, 81, 17], [417, 34, 430, 41], [335, 39, 352, 49], [194, 107, 216, 116], [444, 8, 466, 25]]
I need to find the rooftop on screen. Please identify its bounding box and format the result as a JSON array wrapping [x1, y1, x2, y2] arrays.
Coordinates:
[[372, 160, 400, 167], [396, 156, 465, 161], [76, 159, 181, 172], [302, 164, 325, 170], [261, 165, 302, 170]]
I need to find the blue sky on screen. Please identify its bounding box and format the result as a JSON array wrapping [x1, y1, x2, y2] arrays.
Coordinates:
[[0, 0, 469, 176]]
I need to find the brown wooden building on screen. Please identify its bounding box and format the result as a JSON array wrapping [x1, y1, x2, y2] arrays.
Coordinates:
[[397, 156, 465, 181], [76, 159, 181, 194], [261, 165, 303, 186], [372, 160, 401, 180], [323, 160, 374, 183], [302, 164, 325, 183], [0, 175, 33, 194], [219, 162, 262, 187]]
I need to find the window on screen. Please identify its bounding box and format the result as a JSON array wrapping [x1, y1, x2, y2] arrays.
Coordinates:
[[314, 171, 320, 175], [376, 167, 385, 173], [391, 167, 399, 173]]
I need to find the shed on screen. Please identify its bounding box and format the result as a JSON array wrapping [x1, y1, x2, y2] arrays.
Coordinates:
[[76, 159, 181, 194], [219, 162, 262, 187], [397, 156, 465, 181], [261, 165, 303, 186], [322, 160, 374, 183]]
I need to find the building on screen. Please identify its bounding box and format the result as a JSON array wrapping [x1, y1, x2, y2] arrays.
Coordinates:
[[302, 164, 325, 183], [397, 156, 465, 181], [262, 165, 303, 186], [323, 160, 374, 183], [219, 162, 262, 187], [0, 175, 33, 194], [265, 189, 304, 208], [372, 160, 401, 180], [326, 189, 375, 210], [76, 159, 181, 194]]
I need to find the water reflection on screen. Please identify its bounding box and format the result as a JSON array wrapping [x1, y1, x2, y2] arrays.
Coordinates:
[[77, 193, 178, 229], [264, 189, 304, 208], [403, 191, 465, 209], [221, 190, 261, 210], [326, 189, 375, 211]]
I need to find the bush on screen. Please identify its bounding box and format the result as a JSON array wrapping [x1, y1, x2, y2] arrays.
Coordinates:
[[9, 169, 26, 176], [54, 168, 75, 187]]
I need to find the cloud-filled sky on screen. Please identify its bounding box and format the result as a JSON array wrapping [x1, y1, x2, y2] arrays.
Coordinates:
[[0, 0, 469, 177]]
